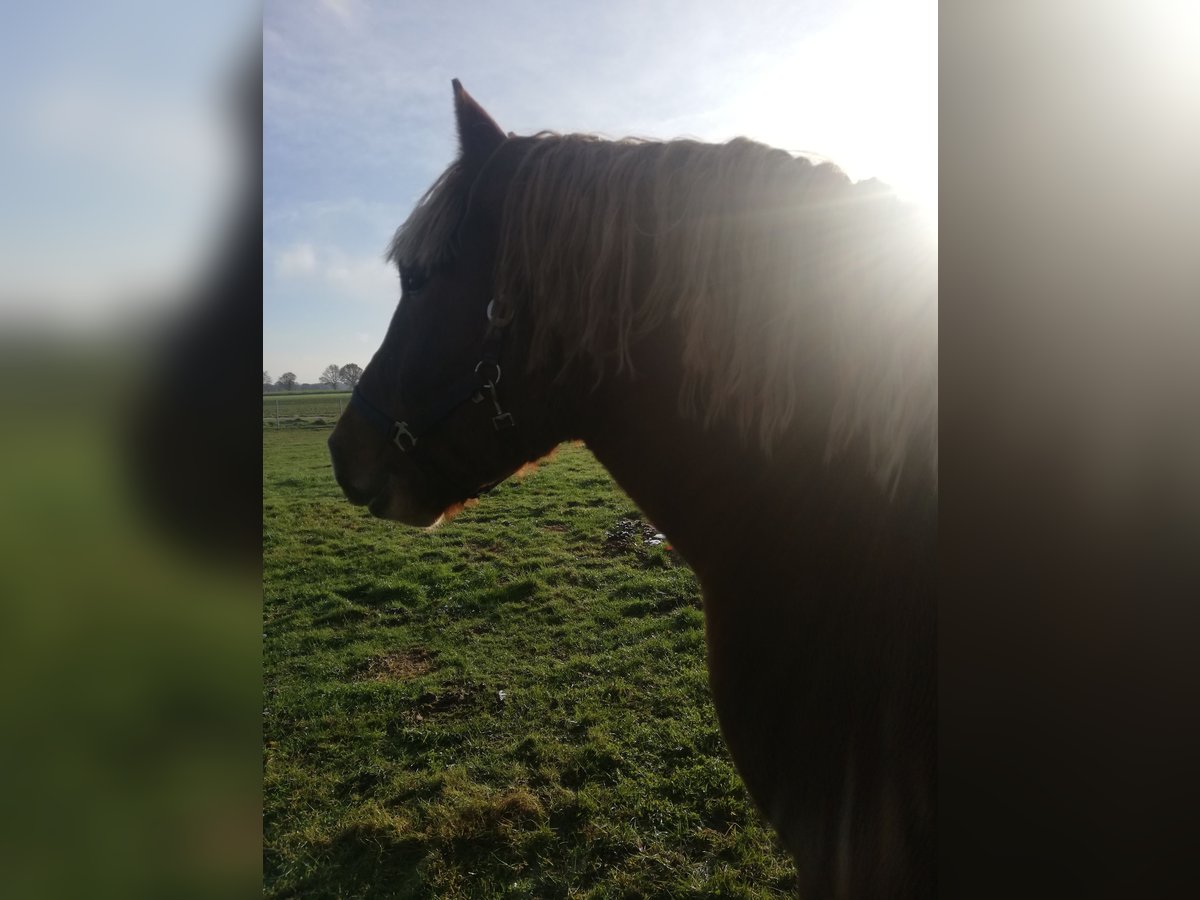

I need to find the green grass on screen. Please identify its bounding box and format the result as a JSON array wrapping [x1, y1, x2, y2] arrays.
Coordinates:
[[264, 428, 795, 898]]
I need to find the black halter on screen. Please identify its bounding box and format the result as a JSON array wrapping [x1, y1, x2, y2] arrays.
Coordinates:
[[348, 299, 517, 489]]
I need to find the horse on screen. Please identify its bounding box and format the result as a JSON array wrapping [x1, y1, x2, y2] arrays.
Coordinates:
[[328, 80, 937, 899]]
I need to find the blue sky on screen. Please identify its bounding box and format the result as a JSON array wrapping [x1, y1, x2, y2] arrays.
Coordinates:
[[0, 1, 252, 330], [264, 0, 936, 383]]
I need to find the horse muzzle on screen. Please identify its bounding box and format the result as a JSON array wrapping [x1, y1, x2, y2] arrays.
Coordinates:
[[329, 412, 478, 526]]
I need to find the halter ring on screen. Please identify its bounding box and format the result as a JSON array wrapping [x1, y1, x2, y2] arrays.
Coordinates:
[[474, 360, 502, 385], [486, 299, 514, 327]]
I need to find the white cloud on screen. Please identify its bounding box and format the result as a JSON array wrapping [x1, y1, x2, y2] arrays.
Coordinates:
[[319, 0, 355, 23], [323, 249, 396, 304], [274, 242, 317, 277], [270, 242, 395, 304]]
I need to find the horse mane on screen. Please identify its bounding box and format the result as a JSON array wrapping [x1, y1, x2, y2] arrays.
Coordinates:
[[390, 132, 938, 493]]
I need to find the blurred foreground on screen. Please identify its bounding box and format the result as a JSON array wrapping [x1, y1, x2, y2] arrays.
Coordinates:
[[0, 4, 261, 897], [0, 345, 260, 898]]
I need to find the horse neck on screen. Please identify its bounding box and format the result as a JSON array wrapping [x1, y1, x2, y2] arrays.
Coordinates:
[[582, 391, 773, 583], [580, 357, 806, 587], [576, 343, 935, 593]]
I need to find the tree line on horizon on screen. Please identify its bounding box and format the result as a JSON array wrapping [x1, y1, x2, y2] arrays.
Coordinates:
[[263, 363, 362, 393]]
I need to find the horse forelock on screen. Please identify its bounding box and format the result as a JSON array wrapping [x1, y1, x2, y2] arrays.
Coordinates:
[[394, 132, 938, 493], [386, 161, 472, 272]]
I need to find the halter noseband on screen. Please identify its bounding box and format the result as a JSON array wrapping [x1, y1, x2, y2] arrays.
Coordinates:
[[348, 299, 517, 488]]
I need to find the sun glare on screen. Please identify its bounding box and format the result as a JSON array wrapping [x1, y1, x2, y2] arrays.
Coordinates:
[[727, 0, 937, 229], [1138, 1, 1200, 104]]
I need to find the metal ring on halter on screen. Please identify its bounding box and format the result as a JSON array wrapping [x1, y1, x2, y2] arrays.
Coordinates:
[[474, 360, 501, 385], [486, 299, 513, 327]]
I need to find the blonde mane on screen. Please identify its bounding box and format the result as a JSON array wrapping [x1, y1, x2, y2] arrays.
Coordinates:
[[390, 133, 937, 492]]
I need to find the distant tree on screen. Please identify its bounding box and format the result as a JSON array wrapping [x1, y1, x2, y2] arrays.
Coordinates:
[[263, 369, 271, 386], [276, 372, 297, 391], [338, 363, 363, 389], [319, 364, 342, 390]]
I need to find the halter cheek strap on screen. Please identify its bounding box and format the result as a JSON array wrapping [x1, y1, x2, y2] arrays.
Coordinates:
[[348, 298, 517, 492]]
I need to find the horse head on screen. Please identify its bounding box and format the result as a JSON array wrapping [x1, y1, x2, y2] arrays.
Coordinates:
[[328, 81, 567, 525]]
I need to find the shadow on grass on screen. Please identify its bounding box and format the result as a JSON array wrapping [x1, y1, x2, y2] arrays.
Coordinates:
[[272, 825, 430, 899], [340, 582, 424, 607]]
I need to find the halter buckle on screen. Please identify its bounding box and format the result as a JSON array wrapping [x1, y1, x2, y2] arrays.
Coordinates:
[[480, 380, 515, 431], [392, 422, 417, 452]]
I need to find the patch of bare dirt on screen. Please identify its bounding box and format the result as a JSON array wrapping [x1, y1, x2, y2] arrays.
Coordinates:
[[399, 678, 492, 725], [364, 648, 435, 681]]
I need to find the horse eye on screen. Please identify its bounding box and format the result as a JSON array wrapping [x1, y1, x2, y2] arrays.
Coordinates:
[[400, 268, 428, 295]]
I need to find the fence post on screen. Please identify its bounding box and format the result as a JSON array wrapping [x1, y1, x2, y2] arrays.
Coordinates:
[[275, 397, 280, 428], [338, 397, 343, 419]]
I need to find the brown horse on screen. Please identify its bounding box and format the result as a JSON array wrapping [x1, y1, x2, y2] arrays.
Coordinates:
[[328, 81, 937, 899]]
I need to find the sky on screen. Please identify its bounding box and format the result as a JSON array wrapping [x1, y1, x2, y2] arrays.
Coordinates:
[[263, 0, 937, 384], [0, 1, 253, 331]]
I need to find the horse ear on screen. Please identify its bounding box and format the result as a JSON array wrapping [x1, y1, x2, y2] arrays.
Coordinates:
[[452, 79, 505, 164]]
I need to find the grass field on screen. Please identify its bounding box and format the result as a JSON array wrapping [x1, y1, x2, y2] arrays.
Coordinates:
[[264, 391, 351, 424], [264, 427, 795, 897]]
